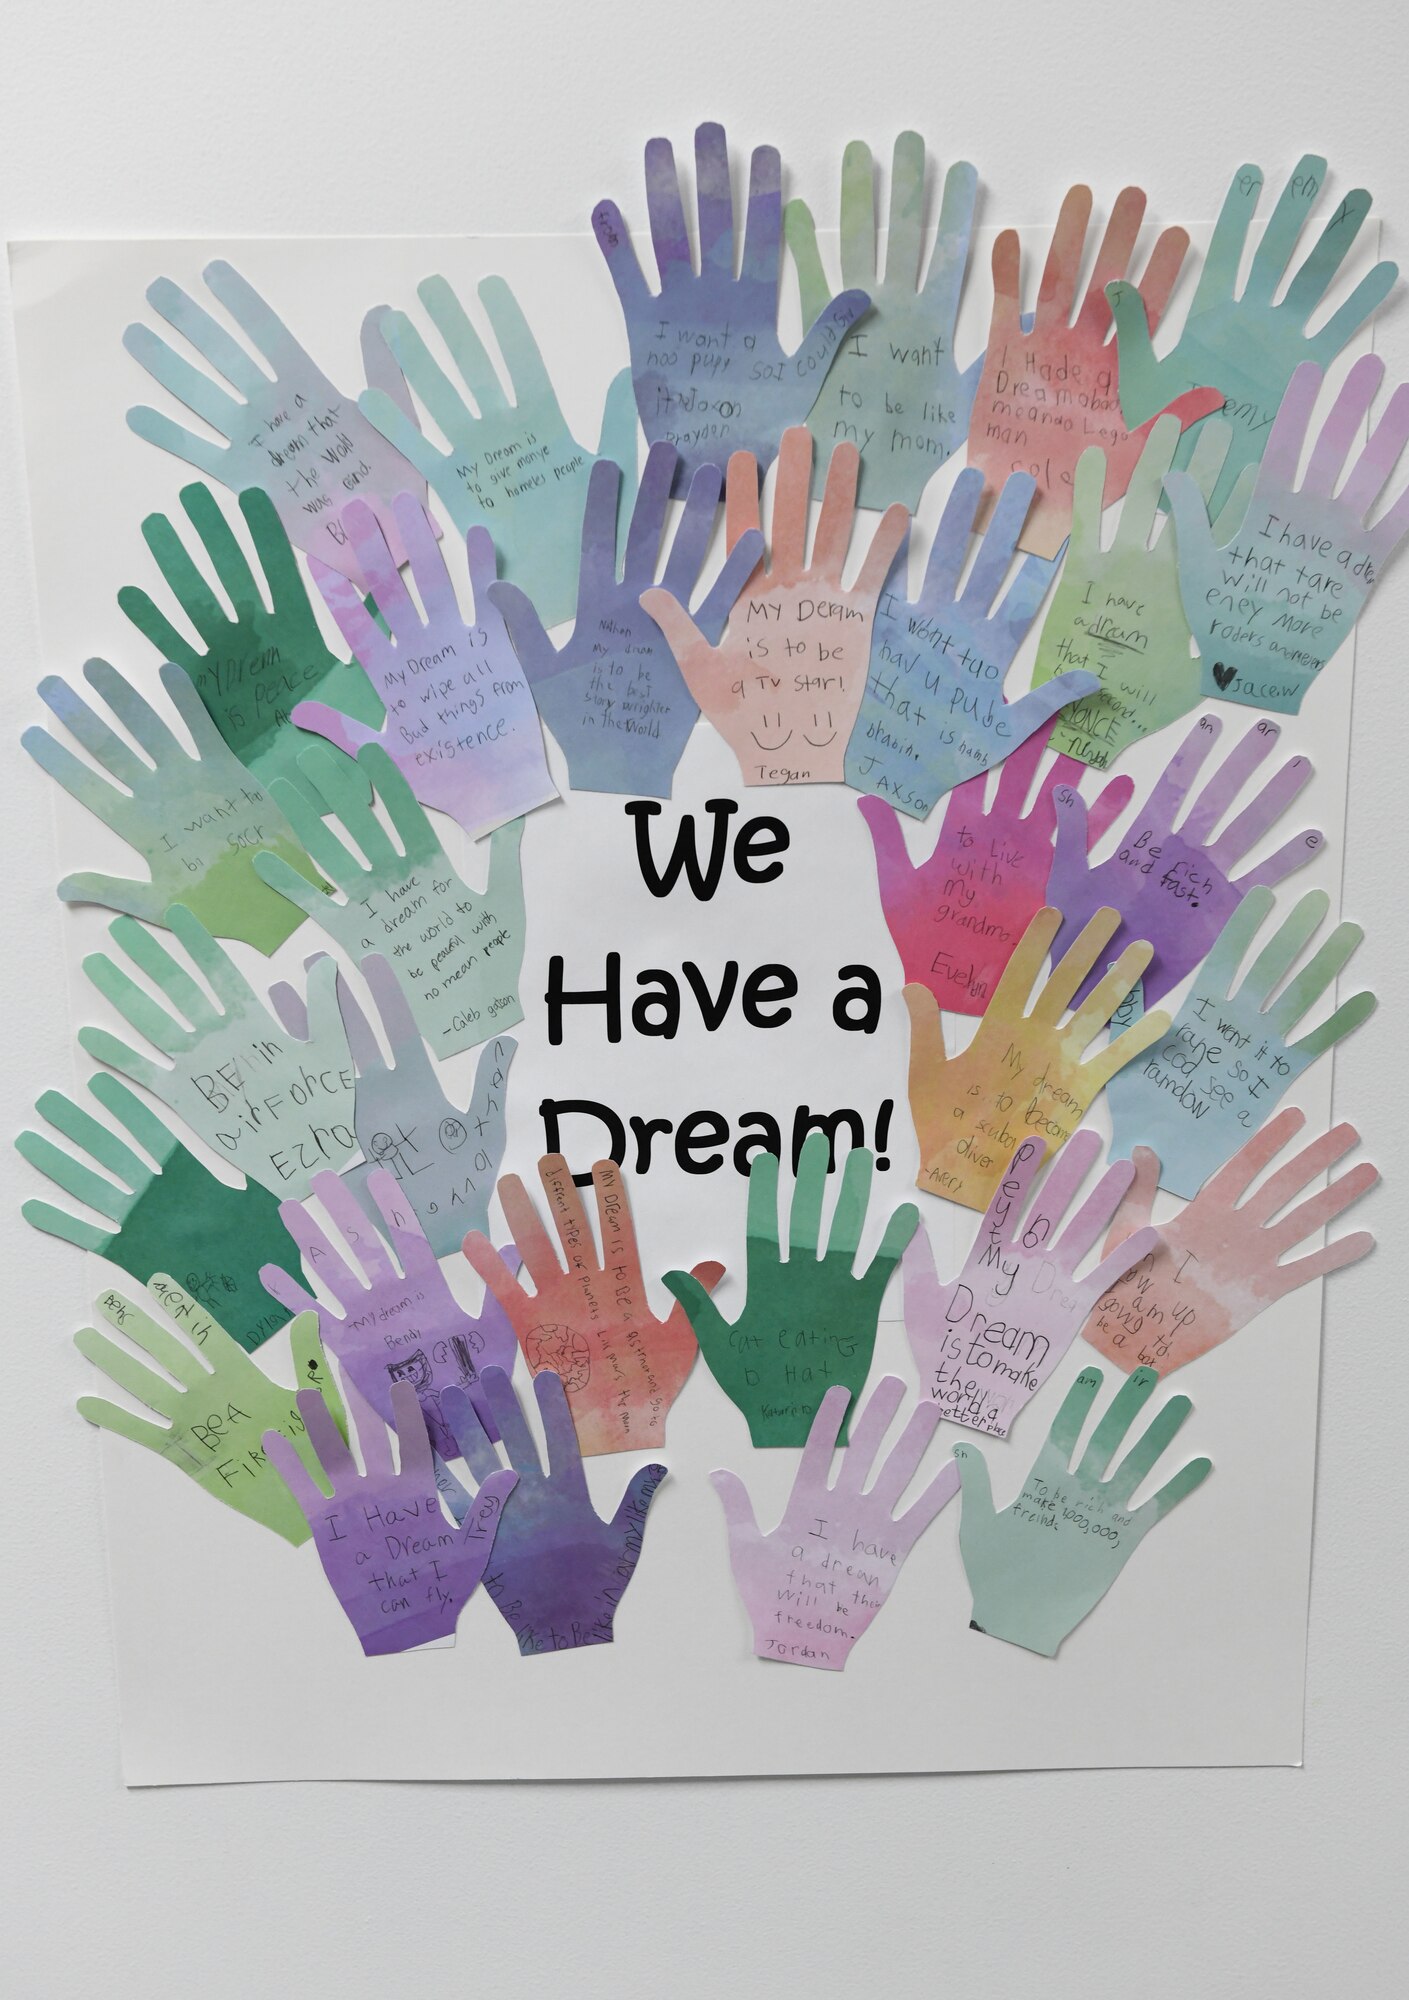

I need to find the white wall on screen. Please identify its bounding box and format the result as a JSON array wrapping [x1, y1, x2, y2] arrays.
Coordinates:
[[1, 2, 1404, 1991]]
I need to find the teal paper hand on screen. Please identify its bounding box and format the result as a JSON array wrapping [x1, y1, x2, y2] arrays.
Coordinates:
[[785, 132, 981, 508], [254, 742, 526, 1056], [18, 1072, 299, 1352], [952, 1363, 1211, 1656], [1109, 155, 1398, 513], [125, 259, 428, 584], [118, 483, 383, 802], [1164, 355, 1409, 713], [361, 274, 637, 626], [23, 659, 321, 954]]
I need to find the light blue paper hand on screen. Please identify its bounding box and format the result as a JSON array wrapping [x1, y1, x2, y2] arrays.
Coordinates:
[[361, 274, 638, 626], [1107, 886, 1376, 1198], [490, 441, 764, 797], [845, 469, 1091, 818], [1110, 155, 1398, 513], [592, 120, 870, 485], [785, 132, 981, 508]]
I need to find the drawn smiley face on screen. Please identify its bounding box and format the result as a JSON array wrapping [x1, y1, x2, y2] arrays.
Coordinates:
[[523, 1324, 592, 1393], [802, 710, 837, 748], [749, 712, 793, 752]]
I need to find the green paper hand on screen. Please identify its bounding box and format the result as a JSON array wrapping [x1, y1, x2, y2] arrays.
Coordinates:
[[663, 1133, 918, 1447], [75, 1275, 345, 1545], [118, 483, 384, 802], [952, 1363, 1211, 1656]]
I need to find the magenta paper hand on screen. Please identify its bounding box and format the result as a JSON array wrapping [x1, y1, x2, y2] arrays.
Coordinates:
[[265, 1378, 516, 1656], [901, 1130, 1161, 1438], [711, 1376, 957, 1671], [1047, 712, 1321, 1005], [859, 716, 1134, 1015]]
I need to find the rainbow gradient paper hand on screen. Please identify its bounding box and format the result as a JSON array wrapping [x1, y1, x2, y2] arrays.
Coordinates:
[[491, 443, 764, 796], [711, 1375, 958, 1671], [663, 1133, 917, 1447], [642, 428, 908, 786], [968, 186, 1222, 557], [593, 120, 869, 484], [902, 1130, 1161, 1438], [463, 1154, 721, 1456], [952, 1363, 1211, 1655], [784, 133, 981, 508], [905, 907, 1169, 1210]]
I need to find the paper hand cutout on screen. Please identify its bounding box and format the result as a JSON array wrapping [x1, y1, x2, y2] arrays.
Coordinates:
[[1165, 356, 1409, 714], [490, 443, 764, 797], [361, 274, 637, 626], [1111, 155, 1399, 514], [643, 428, 908, 786], [117, 483, 384, 803], [952, 1363, 1211, 1655], [261, 1167, 518, 1460], [1107, 885, 1376, 1198], [1047, 712, 1320, 1006], [444, 1367, 666, 1655], [1030, 416, 1255, 768], [295, 493, 556, 835], [905, 906, 1169, 1210], [76, 1276, 343, 1545], [19, 1073, 299, 1352], [967, 185, 1222, 557], [267, 1377, 516, 1655], [254, 742, 525, 1057], [846, 469, 1088, 816], [463, 1154, 721, 1456], [711, 1375, 958, 1671], [860, 717, 1134, 1015], [125, 259, 426, 584], [663, 1133, 917, 1447], [593, 120, 869, 485], [784, 133, 981, 508], [23, 659, 320, 955], [79, 908, 356, 1198], [334, 954, 514, 1258], [1083, 1107, 1376, 1377], [902, 1130, 1161, 1439]]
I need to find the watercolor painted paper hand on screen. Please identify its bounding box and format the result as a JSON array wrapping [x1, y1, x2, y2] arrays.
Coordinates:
[[593, 121, 869, 485], [266, 1378, 516, 1655], [967, 186, 1222, 558], [463, 1154, 721, 1456], [1107, 886, 1376, 1197], [254, 742, 525, 1057], [952, 1364, 1211, 1655], [118, 483, 383, 802], [1110, 155, 1398, 513], [784, 133, 980, 508], [860, 719, 1134, 1015], [79, 910, 356, 1198], [443, 1368, 666, 1656], [902, 1131, 1160, 1438], [712, 1376, 957, 1671], [125, 259, 427, 584], [1083, 1108, 1375, 1377], [23, 659, 321, 954], [1047, 713, 1320, 1006], [361, 274, 636, 627], [643, 428, 908, 786], [296, 494, 556, 836], [1030, 417, 1255, 768], [490, 443, 763, 797], [261, 1167, 518, 1460], [18, 1074, 299, 1352], [1165, 356, 1409, 713], [76, 1277, 343, 1545], [905, 907, 1169, 1211], [663, 1133, 917, 1447]]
